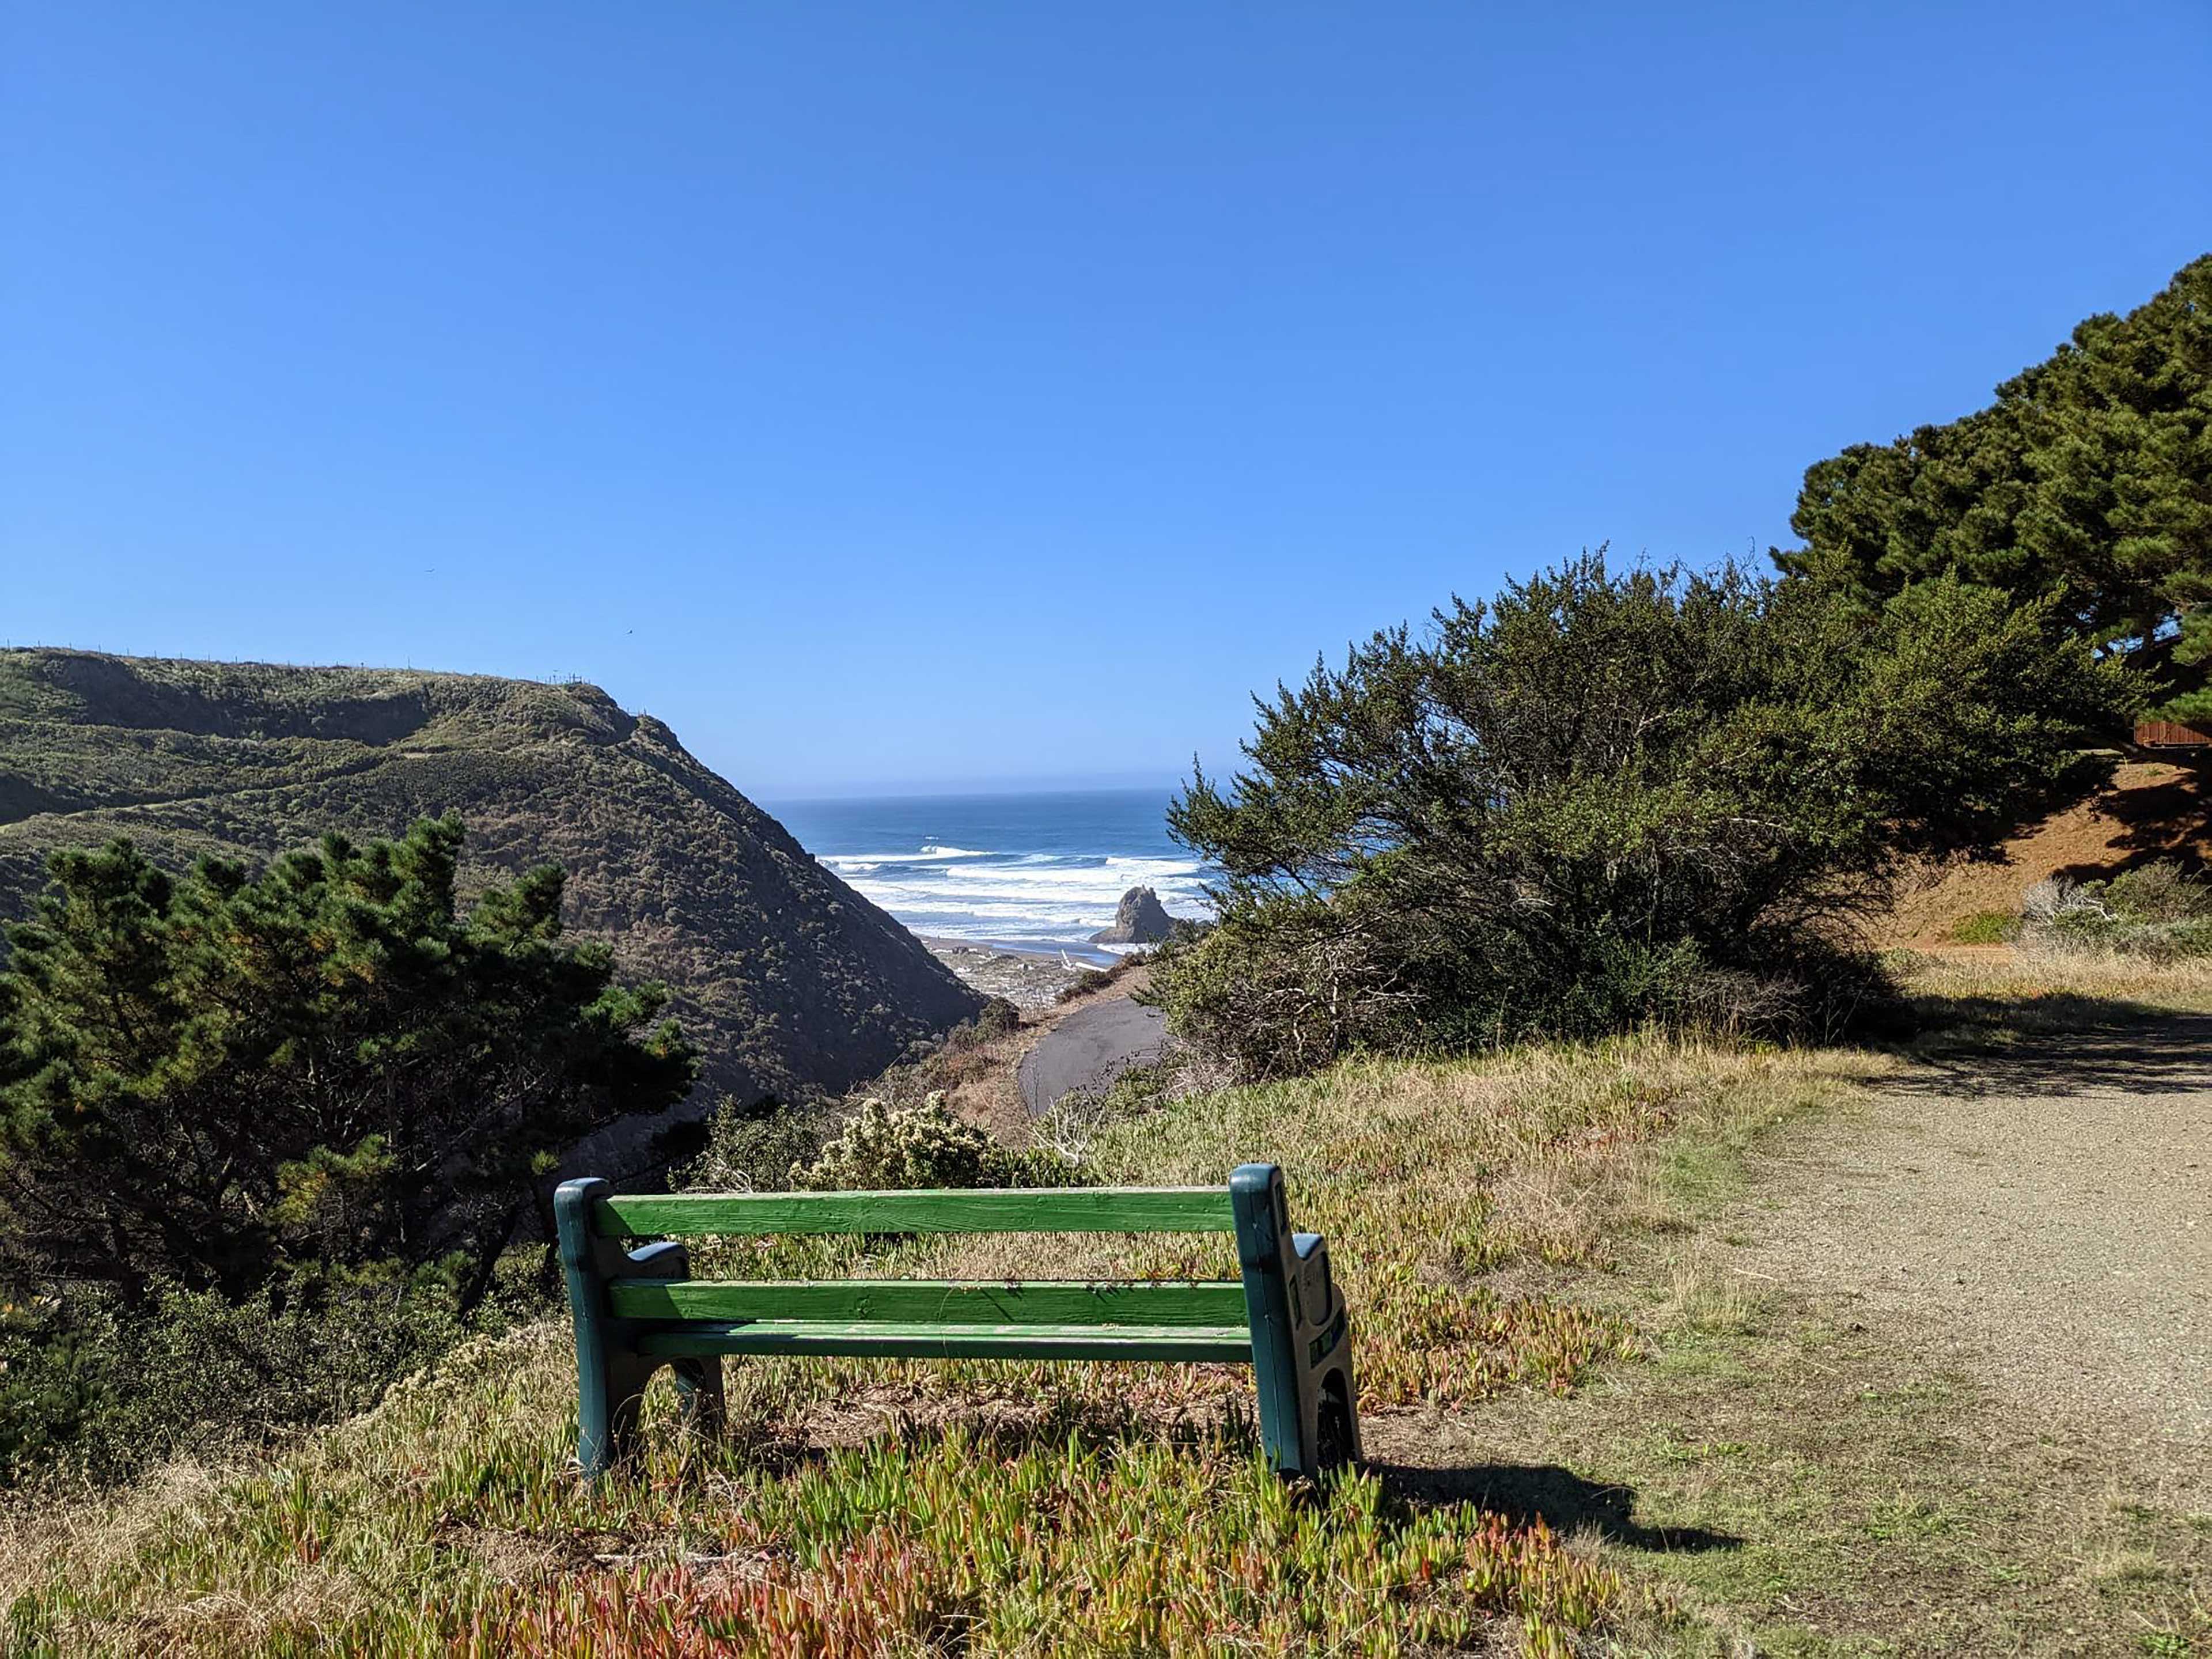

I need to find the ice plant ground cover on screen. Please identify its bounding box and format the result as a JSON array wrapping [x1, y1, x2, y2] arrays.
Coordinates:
[[1, 1031, 1887, 1654]]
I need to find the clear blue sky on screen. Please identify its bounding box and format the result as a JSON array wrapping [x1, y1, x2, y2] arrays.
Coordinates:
[[5, 4, 2206, 796]]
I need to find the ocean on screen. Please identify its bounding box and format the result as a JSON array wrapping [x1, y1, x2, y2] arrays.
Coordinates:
[[766, 788, 1213, 961]]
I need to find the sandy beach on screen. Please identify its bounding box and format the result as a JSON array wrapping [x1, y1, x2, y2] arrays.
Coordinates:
[[920, 934, 1103, 1009]]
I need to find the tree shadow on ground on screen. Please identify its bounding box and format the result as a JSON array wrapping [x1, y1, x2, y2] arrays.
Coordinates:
[[1895, 1002, 2212, 1100], [1370, 1460, 1740, 1553]]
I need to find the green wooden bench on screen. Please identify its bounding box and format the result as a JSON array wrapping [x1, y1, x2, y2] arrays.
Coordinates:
[[553, 1162, 1360, 1480]]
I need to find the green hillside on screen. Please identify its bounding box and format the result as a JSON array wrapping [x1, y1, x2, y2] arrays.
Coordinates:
[[0, 648, 983, 1118]]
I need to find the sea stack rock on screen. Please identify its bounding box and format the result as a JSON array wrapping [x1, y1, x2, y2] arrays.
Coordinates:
[[1091, 884, 1174, 945]]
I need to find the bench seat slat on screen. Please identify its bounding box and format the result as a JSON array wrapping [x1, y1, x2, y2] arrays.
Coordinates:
[[608, 1278, 1248, 1327], [635, 1320, 1256, 1363], [594, 1187, 1235, 1238]]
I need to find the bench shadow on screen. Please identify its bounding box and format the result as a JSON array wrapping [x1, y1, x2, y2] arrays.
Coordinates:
[[655, 1380, 1255, 1478], [1369, 1460, 1740, 1554], [1894, 1003, 2212, 1100]]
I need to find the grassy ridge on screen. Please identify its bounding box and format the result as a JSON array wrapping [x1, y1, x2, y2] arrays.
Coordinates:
[[0, 648, 984, 1113], [1, 1035, 1880, 1654]]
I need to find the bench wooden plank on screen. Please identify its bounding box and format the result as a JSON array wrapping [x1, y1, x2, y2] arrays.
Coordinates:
[[635, 1320, 1256, 1363], [555, 1165, 1360, 1481], [607, 1277, 1249, 1327], [595, 1187, 1236, 1238]]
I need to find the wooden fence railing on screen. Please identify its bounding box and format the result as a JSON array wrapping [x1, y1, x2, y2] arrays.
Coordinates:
[[2134, 719, 2212, 748]]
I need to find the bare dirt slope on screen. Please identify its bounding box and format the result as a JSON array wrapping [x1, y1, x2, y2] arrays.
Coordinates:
[[1887, 759, 2211, 944]]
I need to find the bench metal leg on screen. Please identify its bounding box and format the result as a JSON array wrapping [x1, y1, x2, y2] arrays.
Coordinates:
[[1310, 1315, 1362, 1468], [670, 1355, 725, 1438], [580, 1350, 665, 1476], [577, 1351, 721, 1476]]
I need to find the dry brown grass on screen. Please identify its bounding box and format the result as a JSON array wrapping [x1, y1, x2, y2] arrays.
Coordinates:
[[1881, 759, 2212, 946], [1896, 943, 2212, 1015]]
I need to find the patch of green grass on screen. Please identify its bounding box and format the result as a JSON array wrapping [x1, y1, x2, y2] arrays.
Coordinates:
[[1947, 910, 2019, 945], [1864, 1492, 1957, 1541]]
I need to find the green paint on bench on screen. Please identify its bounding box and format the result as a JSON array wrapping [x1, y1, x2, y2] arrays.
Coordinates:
[[606, 1277, 1250, 1327], [637, 1320, 1257, 1363], [555, 1165, 1360, 1483], [594, 1186, 1236, 1238]]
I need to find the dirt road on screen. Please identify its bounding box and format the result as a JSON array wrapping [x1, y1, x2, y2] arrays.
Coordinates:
[[1734, 1009, 2212, 1467], [1442, 996, 2212, 1650]]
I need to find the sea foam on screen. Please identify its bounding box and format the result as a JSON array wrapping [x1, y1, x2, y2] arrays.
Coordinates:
[[777, 790, 1217, 955], [820, 848, 1207, 944]]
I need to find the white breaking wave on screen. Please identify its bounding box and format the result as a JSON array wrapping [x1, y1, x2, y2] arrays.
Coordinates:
[[784, 785, 1224, 950], [938, 857, 1194, 892], [821, 847, 1212, 942], [823, 844, 992, 869]]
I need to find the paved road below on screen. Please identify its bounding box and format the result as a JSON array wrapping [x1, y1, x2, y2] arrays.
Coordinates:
[[1018, 997, 1167, 1114]]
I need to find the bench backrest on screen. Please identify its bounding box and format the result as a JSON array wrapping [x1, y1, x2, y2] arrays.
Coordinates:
[[565, 1181, 1258, 1333], [588, 1186, 1238, 1239], [554, 1164, 1358, 1479]]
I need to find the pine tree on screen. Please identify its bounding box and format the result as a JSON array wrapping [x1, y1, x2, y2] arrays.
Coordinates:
[[1779, 254, 2211, 717], [0, 816, 697, 1304]]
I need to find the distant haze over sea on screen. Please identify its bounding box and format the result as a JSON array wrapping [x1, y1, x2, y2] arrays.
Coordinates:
[[769, 789, 1213, 960]]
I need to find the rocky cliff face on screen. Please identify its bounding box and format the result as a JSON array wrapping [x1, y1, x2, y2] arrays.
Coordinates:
[[1091, 884, 1175, 945], [0, 650, 984, 1118]]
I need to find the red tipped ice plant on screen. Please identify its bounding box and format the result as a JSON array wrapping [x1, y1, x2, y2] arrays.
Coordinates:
[[472, 1529, 965, 1658]]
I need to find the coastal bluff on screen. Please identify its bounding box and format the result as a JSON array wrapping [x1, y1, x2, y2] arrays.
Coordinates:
[[0, 649, 984, 1118]]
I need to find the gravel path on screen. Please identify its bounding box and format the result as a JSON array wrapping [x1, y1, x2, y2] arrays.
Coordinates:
[[1728, 1010, 2212, 1471]]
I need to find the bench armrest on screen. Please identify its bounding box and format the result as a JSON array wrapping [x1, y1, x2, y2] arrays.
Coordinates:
[[1230, 1164, 1359, 1476], [624, 1238, 690, 1276]]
